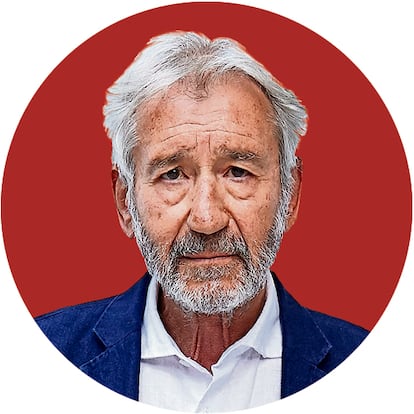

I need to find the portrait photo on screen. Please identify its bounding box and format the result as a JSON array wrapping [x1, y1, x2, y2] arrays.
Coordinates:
[[1, 1, 412, 413]]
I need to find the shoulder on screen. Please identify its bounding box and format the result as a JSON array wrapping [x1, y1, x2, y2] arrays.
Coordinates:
[[36, 296, 115, 334], [309, 309, 368, 341], [35, 296, 118, 365], [35, 275, 151, 366], [272, 273, 369, 374], [307, 309, 369, 368], [273, 273, 369, 346]]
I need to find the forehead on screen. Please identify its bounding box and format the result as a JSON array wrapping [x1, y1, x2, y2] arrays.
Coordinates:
[[136, 76, 277, 157]]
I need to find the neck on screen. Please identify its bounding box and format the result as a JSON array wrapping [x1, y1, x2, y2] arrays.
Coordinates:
[[158, 287, 266, 372]]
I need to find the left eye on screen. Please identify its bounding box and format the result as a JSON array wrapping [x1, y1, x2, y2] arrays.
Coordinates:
[[228, 166, 249, 178]]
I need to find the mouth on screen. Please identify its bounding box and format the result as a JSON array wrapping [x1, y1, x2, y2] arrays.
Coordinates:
[[179, 252, 237, 264]]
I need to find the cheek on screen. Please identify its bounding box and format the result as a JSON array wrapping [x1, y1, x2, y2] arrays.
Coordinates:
[[135, 186, 189, 243], [158, 185, 188, 206], [143, 180, 189, 209], [232, 191, 279, 243], [223, 179, 259, 200]]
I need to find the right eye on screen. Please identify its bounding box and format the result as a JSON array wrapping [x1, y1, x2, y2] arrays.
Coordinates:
[[160, 168, 182, 181]]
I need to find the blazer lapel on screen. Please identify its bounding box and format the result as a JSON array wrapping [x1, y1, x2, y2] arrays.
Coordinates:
[[79, 274, 151, 400], [77, 273, 331, 400], [273, 275, 332, 398]]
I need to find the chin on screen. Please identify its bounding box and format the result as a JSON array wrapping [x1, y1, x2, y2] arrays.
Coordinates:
[[162, 270, 264, 316]]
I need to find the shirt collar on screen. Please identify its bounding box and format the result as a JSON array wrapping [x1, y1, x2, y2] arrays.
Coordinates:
[[235, 270, 282, 358], [141, 274, 182, 359], [140, 271, 282, 360]]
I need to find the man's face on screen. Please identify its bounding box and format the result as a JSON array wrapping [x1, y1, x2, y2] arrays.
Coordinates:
[[122, 77, 286, 314]]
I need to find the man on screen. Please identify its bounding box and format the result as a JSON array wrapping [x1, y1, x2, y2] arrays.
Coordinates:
[[36, 32, 368, 411]]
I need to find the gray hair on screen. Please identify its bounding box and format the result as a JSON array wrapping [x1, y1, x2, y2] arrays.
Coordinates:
[[103, 31, 307, 220]]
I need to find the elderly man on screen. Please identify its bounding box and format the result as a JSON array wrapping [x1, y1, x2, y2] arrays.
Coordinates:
[[36, 32, 368, 411]]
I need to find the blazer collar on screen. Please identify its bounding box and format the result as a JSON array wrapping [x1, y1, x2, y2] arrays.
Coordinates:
[[92, 274, 151, 347], [273, 274, 332, 397], [79, 274, 151, 400], [80, 273, 332, 400]]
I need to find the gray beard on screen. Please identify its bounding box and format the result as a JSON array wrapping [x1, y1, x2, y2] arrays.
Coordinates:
[[129, 196, 287, 316]]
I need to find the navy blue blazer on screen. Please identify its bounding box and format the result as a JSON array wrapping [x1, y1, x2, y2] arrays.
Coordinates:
[[36, 273, 368, 400]]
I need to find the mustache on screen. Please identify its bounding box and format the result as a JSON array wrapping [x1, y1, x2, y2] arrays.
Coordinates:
[[170, 229, 250, 260]]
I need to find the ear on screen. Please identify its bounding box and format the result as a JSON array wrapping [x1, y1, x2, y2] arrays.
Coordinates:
[[112, 168, 134, 238], [285, 158, 302, 231]]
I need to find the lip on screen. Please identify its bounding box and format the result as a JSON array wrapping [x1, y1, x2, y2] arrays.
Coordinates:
[[180, 252, 236, 263], [182, 252, 234, 259]]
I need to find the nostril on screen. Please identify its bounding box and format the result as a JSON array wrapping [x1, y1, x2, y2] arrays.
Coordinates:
[[187, 204, 229, 235]]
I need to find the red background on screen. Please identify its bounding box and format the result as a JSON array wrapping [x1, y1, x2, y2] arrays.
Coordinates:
[[1, 3, 411, 330]]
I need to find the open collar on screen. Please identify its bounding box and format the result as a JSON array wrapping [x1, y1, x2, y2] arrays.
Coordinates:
[[78, 273, 332, 400]]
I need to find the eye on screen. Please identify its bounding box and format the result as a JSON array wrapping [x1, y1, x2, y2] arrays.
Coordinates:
[[160, 168, 182, 181], [227, 166, 250, 179]]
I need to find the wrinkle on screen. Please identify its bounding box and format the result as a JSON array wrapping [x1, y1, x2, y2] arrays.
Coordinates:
[[159, 128, 258, 143], [159, 287, 266, 372]]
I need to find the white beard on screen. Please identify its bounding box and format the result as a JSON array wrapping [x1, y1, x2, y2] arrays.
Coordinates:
[[129, 195, 287, 316]]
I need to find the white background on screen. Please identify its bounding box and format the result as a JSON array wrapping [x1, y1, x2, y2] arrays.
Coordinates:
[[0, 1, 412, 413]]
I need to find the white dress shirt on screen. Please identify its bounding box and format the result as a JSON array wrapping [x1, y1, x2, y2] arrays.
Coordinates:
[[139, 271, 282, 412]]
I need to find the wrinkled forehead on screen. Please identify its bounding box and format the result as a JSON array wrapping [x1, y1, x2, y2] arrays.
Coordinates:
[[136, 74, 276, 140]]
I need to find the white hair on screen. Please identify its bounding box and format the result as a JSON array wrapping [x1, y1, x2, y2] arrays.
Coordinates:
[[103, 31, 307, 221]]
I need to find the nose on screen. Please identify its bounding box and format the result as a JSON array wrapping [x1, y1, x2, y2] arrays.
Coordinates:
[[187, 174, 229, 235]]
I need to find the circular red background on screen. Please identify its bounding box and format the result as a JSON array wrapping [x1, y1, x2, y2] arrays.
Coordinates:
[[1, 3, 411, 330]]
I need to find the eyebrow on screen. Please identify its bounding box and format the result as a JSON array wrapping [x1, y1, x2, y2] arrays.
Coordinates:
[[146, 150, 188, 176], [216, 147, 265, 167]]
